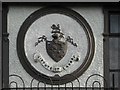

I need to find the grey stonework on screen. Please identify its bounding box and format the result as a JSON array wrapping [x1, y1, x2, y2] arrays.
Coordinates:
[[8, 6, 104, 87]]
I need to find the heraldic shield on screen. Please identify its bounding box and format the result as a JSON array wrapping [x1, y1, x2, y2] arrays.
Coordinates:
[[46, 40, 67, 62]]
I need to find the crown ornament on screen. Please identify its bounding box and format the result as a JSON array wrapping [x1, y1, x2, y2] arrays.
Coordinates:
[[51, 24, 61, 33]]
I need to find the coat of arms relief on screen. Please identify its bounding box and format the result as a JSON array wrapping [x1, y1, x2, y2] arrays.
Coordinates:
[[34, 24, 80, 73]]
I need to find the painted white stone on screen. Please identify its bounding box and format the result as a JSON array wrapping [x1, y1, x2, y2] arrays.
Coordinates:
[[8, 6, 103, 87]]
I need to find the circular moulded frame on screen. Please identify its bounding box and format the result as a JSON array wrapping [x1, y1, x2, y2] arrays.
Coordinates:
[[17, 6, 95, 85]]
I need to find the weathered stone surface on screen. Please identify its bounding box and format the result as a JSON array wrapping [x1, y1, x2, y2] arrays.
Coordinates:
[[8, 6, 103, 87]]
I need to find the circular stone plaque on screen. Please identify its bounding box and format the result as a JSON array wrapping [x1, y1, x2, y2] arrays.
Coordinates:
[[17, 6, 95, 85]]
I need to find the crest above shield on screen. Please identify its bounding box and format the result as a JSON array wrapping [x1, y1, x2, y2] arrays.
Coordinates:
[[46, 24, 67, 62], [17, 7, 95, 85]]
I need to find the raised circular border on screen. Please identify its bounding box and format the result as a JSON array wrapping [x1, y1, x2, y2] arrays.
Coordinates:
[[17, 6, 95, 85]]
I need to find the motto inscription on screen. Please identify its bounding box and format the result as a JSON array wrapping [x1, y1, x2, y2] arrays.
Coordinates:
[[17, 7, 95, 85]]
